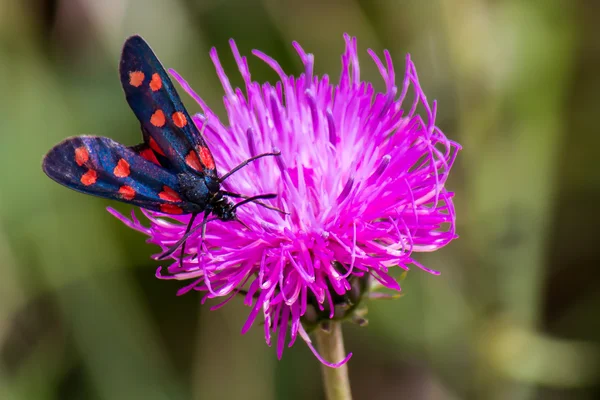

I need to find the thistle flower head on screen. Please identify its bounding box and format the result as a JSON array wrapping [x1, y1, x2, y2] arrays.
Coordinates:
[[110, 34, 460, 367]]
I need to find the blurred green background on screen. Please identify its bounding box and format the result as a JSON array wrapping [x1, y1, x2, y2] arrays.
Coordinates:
[[1, 0, 599, 399]]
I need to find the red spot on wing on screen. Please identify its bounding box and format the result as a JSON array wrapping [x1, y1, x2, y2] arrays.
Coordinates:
[[150, 110, 166, 127], [75, 146, 89, 166], [185, 150, 202, 172], [149, 137, 165, 156], [113, 158, 130, 178], [149, 73, 162, 91], [140, 147, 161, 166], [199, 146, 215, 169], [159, 186, 181, 202], [118, 185, 135, 200], [172, 112, 187, 128], [160, 204, 183, 214], [129, 71, 145, 87], [81, 169, 97, 186]]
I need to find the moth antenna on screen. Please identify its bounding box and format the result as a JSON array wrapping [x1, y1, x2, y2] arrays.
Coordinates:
[[218, 150, 281, 183], [231, 193, 277, 210], [222, 191, 288, 215]]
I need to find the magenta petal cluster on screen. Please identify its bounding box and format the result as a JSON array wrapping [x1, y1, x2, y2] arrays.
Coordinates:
[[109, 34, 460, 367]]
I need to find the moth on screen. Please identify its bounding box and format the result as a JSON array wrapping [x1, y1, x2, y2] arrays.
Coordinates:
[[43, 35, 283, 259]]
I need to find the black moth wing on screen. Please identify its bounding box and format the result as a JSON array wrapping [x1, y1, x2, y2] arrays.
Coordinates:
[[119, 35, 218, 179], [129, 125, 177, 171], [43, 136, 192, 214]]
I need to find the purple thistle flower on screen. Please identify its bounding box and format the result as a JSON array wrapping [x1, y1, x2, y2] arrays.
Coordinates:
[[109, 34, 460, 367]]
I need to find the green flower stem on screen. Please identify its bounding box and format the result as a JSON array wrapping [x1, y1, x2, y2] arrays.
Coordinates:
[[315, 322, 353, 400]]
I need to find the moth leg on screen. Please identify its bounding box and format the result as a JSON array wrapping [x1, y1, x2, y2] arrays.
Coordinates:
[[178, 213, 198, 269], [158, 210, 209, 260]]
